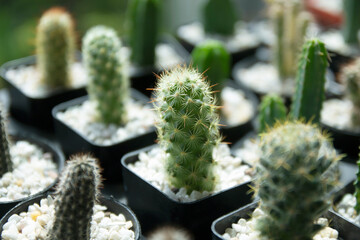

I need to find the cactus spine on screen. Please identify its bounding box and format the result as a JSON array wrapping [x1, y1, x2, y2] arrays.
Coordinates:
[[154, 67, 221, 193], [191, 40, 230, 104], [36, 7, 76, 88], [0, 110, 12, 178], [83, 26, 129, 125], [46, 154, 101, 240], [203, 0, 237, 36], [128, 0, 160, 66], [255, 122, 339, 240], [342, 0, 360, 44], [258, 94, 286, 133], [290, 38, 328, 124]]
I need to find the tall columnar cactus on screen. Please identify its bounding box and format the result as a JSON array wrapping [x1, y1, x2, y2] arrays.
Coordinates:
[[255, 122, 339, 239], [203, 0, 237, 36], [36, 7, 76, 88], [0, 110, 12, 177], [191, 40, 230, 104], [290, 38, 329, 124], [258, 94, 286, 133], [128, 0, 160, 66], [83, 26, 129, 125], [355, 159, 360, 213], [267, 0, 311, 81], [46, 154, 101, 240], [342, 0, 360, 44], [154, 67, 221, 193]]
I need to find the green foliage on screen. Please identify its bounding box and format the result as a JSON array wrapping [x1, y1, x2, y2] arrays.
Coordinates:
[[258, 94, 286, 133], [290, 38, 328, 124], [83, 25, 129, 125], [46, 154, 101, 240], [191, 40, 230, 104], [36, 7, 76, 88], [256, 122, 339, 240], [154, 67, 221, 193], [355, 158, 360, 212], [203, 0, 237, 36], [0, 110, 12, 178], [342, 0, 360, 44]]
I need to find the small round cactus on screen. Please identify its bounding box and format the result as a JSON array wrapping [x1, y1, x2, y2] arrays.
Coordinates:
[[0, 110, 12, 178], [36, 7, 76, 88], [154, 66, 222, 193], [258, 94, 286, 133], [255, 122, 339, 239], [83, 25, 129, 125], [46, 154, 101, 240]]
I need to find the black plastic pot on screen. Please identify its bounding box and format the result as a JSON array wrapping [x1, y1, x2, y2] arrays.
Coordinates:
[[121, 145, 254, 239], [0, 133, 65, 218], [211, 201, 360, 240], [52, 89, 157, 183], [0, 193, 141, 240], [0, 55, 87, 131]]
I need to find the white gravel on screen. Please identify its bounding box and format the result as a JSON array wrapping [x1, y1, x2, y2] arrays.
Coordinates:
[[128, 144, 254, 203], [222, 207, 339, 240], [0, 140, 58, 202], [233, 136, 260, 167], [1, 195, 135, 240], [312, 0, 342, 14], [56, 99, 155, 146], [319, 30, 360, 56], [336, 193, 360, 226]]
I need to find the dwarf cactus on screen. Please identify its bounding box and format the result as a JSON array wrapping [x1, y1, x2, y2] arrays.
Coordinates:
[[154, 67, 221, 193], [290, 38, 328, 124], [128, 0, 160, 66], [36, 7, 76, 88], [0, 110, 12, 178], [203, 0, 237, 36], [255, 122, 339, 239], [191, 40, 230, 104], [46, 154, 101, 240], [342, 0, 360, 44], [258, 94, 286, 133], [83, 26, 129, 125]]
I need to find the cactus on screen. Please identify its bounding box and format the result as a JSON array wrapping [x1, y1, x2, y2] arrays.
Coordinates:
[[154, 67, 222, 193], [355, 159, 360, 213], [203, 0, 237, 36], [46, 154, 101, 240], [83, 26, 129, 125], [342, 0, 360, 45], [267, 0, 311, 81], [255, 121, 339, 240], [290, 38, 329, 124], [128, 0, 161, 67], [191, 40, 230, 105], [258, 94, 286, 133], [0, 110, 12, 178], [36, 7, 76, 88], [148, 225, 192, 240]]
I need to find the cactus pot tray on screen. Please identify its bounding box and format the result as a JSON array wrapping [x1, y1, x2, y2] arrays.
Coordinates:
[[211, 201, 360, 240], [121, 145, 254, 240], [0, 193, 142, 240], [52, 89, 156, 183], [0, 55, 86, 131], [0, 133, 64, 219]]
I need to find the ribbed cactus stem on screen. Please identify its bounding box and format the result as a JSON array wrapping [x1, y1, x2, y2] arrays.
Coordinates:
[[256, 122, 339, 240], [342, 0, 360, 44], [290, 38, 328, 124], [36, 7, 75, 88], [83, 26, 129, 125], [128, 0, 160, 66], [46, 154, 101, 240], [355, 159, 360, 213], [258, 94, 287, 133], [154, 67, 221, 193], [203, 0, 237, 36], [191, 40, 230, 105], [0, 110, 12, 178]]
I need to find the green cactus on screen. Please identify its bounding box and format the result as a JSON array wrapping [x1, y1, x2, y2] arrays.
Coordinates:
[[258, 94, 287, 133], [36, 7, 76, 88], [0, 110, 12, 178], [128, 0, 161, 67], [267, 0, 311, 81], [191, 40, 230, 105], [342, 0, 360, 45], [203, 0, 237, 36], [46, 154, 101, 240], [83, 26, 129, 125], [154, 67, 222, 193], [255, 121, 339, 240], [290, 38, 329, 124], [355, 159, 360, 213]]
